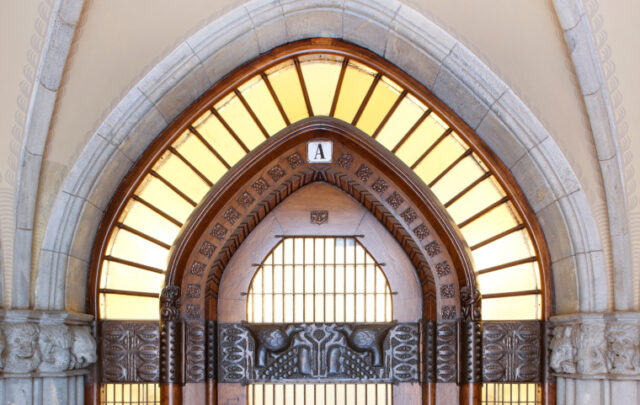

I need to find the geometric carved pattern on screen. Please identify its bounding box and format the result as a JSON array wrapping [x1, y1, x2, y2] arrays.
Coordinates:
[[386, 191, 404, 209], [101, 321, 160, 383], [400, 207, 418, 224], [218, 322, 419, 383], [267, 165, 286, 183], [435, 261, 451, 277], [251, 177, 270, 195], [355, 164, 374, 183], [435, 322, 457, 382], [483, 321, 542, 382], [371, 177, 389, 194], [335, 152, 354, 169], [185, 322, 206, 382]]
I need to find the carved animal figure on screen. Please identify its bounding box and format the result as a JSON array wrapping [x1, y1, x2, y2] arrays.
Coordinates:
[[247, 324, 302, 368], [3, 323, 40, 373], [70, 326, 97, 369], [337, 324, 393, 367], [38, 324, 72, 372]]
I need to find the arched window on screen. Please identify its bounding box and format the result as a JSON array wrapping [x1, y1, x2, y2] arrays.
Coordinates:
[[91, 39, 552, 405]]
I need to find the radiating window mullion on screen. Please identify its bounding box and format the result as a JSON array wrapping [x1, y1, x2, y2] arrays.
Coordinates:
[[131, 195, 183, 227], [294, 58, 314, 117], [149, 170, 197, 207], [371, 90, 407, 139], [167, 146, 213, 187], [428, 149, 473, 188], [469, 224, 526, 251], [410, 128, 453, 170], [234, 89, 270, 139], [188, 126, 232, 169], [210, 107, 251, 153], [390, 110, 431, 154], [352, 73, 382, 125], [330, 58, 349, 117], [261, 72, 291, 125]]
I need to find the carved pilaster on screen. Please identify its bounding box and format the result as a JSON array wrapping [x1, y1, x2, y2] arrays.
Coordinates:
[[206, 320, 216, 381], [185, 321, 206, 383], [423, 320, 436, 382], [160, 320, 180, 384], [435, 321, 457, 383], [461, 321, 481, 383]]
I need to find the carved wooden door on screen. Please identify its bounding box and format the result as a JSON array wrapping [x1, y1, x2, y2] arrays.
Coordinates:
[[216, 182, 423, 405]]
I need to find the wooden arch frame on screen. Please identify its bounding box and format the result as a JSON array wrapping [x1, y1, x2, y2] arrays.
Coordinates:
[[87, 38, 554, 405]]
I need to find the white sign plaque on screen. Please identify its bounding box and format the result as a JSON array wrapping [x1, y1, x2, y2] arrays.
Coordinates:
[[307, 141, 332, 163]]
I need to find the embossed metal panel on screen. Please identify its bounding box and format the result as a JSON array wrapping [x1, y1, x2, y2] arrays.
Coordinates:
[[482, 321, 542, 383], [101, 321, 160, 383], [218, 322, 419, 384]]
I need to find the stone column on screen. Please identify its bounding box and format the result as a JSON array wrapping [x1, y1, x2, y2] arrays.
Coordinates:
[[0, 310, 97, 405], [550, 313, 640, 404]]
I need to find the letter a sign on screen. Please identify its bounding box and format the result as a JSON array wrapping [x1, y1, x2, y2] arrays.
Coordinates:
[[307, 140, 332, 163]]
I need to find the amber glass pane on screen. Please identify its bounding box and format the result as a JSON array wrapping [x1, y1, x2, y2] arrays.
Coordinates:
[[355, 76, 401, 135], [460, 201, 520, 247], [482, 295, 541, 320], [239, 76, 287, 135], [173, 130, 227, 183], [482, 383, 541, 405], [447, 177, 506, 225], [100, 261, 164, 294], [107, 228, 169, 270], [215, 94, 265, 150], [413, 133, 467, 184], [100, 293, 159, 320], [477, 262, 540, 295], [101, 383, 161, 405], [333, 62, 376, 123], [153, 151, 209, 203], [247, 383, 392, 405], [394, 113, 449, 166], [299, 55, 343, 116], [430, 155, 487, 203], [136, 176, 194, 224], [193, 112, 248, 166], [375, 94, 426, 151], [473, 229, 535, 271], [267, 60, 308, 123], [120, 200, 180, 246]]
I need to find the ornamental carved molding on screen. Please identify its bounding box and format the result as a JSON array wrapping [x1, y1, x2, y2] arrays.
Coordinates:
[[218, 322, 419, 384], [550, 314, 640, 379], [0, 311, 96, 375], [101, 321, 159, 382]]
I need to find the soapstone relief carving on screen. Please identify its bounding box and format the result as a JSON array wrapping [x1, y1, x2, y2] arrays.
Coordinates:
[[550, 321, 640, 377], [38, 324, 72, 372], [3, 323, 40, 373], [0, 322, 97, 374]]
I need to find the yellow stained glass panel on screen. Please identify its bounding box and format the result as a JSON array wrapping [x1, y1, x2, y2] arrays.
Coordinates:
[[215, 95, 265, 150], [100, 293, 159, 320], [356, 76, 401, 135], [333, 64, 376, 123], [120, 200, 180, 246], [194, 112, 247, 166], [136, 176, 194, 223], [482, 295, 541, 320], [300, 57, 342, 116], [107, 228, 169, 270], [267, 61, 308, 123], [239, 76, 287, 135], [430, 155, 487, 204], [413, 133, 467, 184], [375, 95, 425, 151], [100, 261, 164, 294], [154, 152, 209, 203], [460, 201, 520, 248], [447, 177, 506, 225], [173, 131, 227, 183], [394, 113, 449, 166], [477, 262, 540, 295], [472, 229, 535, 270]]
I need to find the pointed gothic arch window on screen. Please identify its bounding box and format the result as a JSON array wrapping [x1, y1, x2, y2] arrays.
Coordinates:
[[90, 39, 552, 405]]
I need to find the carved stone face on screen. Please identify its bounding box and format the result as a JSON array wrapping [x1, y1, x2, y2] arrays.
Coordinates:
[[38, 324, 72, 372], [3, 323, 40, 373], [606, 324, 640, 374], [70, 326, 97, 369]]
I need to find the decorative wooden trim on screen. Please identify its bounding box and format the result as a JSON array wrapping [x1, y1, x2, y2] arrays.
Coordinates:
[[435, 321, 457, 383], [460, 321, 482, 383], [185, 321, 206, 383], [482, 321, 542, 383], [218, 322, 419, 384], [100, 321, 160, 383]]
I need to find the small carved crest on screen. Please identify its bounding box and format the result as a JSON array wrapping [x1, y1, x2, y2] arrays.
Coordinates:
[[310, 210, 329, 225]]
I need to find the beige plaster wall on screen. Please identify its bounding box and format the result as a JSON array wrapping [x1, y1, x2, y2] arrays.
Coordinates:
[[0, 0, 50, 303], [592, 0, 640, 308]]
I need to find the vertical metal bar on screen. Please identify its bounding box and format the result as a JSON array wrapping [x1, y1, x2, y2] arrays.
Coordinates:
[[353, 238, 357, 322], [313, 237, 316, 322], [302, 238, 306, 322]]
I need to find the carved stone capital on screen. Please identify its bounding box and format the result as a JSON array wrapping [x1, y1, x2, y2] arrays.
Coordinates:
[[550, 313, 640, 379], [0, 310, 96, 377]]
